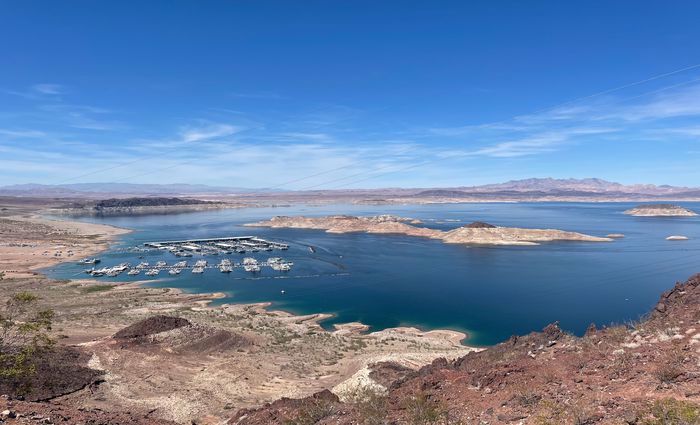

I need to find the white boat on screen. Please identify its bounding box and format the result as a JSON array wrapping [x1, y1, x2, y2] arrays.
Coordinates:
[[219, 259, 233, 273], [195, 259, 208, 267], [127, 269, 140, 276], [174, 261, 188, 268], [269, 257, 293, 271], [89, 267, 110, 276], [145, 269, 159, 276], [243, 263, 261, 273], [87, 268, 105, 276], [155, 261, 167, 268], [112, 263, 130, 272], [243, 257, 257, 265], [80, 258, 101, 264], [192, 266, 205, 274], [169, 268, 181, 275], [136, 262, 149, 269]]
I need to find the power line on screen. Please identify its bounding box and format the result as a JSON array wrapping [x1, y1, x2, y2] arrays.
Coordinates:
[[319, 74, 700, 191]]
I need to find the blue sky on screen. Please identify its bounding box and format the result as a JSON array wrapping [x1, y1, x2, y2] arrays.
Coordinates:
[[2, 1, 700, 189]]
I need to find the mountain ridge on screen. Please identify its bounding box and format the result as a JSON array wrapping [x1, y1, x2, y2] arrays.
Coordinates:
[[0, 178, 697, 198]]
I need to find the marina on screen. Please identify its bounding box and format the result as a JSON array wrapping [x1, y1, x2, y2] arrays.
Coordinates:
[[80, 235, 294, 278], [143, 236, 289, 256], [82, 256, 294, 277]]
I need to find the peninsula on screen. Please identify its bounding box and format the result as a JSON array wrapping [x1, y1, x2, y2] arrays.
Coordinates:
[[246, 215, 613, 246], [624, 204, 698, 217], [50, 197, 232, 216]]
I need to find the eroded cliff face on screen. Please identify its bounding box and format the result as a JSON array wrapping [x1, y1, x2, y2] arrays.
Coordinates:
[[232, 274, 700, 425], [247, 215, 613, 246]]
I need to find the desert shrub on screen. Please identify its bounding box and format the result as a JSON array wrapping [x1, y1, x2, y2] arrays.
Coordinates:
[[610, 350, 634, 379], [653, 349, 685, 384], [346, 385, 387, 425], [532, 399, 566, 425], [515, 386, 542, 407], [0, 292, 54, 392], [285, 397, 337, 425], [604, 325, 629, 345], [81, 285, 114, 293], [643, 398, 700, 424], [403, 392, 445, 425]]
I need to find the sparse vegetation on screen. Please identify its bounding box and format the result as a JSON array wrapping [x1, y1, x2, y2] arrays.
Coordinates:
[[0, 292, 54, 393], [284, 396, 337, 425], [346, 385, 388, 425], [81, 284, 115, 293], [403, 392, 445, 425], [643, 398, 700, 424], [654, 348, 685, 384]]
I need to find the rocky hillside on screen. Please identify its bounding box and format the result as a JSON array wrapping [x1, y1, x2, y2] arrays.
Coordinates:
[[232, 274, 700, 424]]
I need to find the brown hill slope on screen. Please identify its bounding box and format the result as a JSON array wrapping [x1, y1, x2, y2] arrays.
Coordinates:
[[232, 274, 700, 424]]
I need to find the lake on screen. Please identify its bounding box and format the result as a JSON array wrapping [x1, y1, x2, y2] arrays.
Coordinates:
[[45, 202, 700, 346]]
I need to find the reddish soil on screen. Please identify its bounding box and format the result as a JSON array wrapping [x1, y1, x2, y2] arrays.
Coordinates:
[[0, 395, 176, 424], [113, 315, 190, 339]]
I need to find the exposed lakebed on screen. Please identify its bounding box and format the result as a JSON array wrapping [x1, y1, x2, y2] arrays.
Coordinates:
[[46, 202, 700, 345]]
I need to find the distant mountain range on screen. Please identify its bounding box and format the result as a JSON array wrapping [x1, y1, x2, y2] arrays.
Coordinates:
[[459, 178, 693, 195], [1, 178, 699, 199], [0, 183, 264, 197]]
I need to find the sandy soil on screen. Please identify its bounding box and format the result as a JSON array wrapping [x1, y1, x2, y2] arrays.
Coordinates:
[[0, 215, 130, 278], [0, 207, 476, 424]]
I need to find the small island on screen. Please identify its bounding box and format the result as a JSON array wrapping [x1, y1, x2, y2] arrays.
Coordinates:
[[246, 215, 613, 246], [624, 204, 698, 217]]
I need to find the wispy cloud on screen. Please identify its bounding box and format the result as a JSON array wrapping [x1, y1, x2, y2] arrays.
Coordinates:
[[0, 129, 46, 138], [38, 104, 121, 130], [32, 83, 64, 95], [179, 123, 241, 142], [230, 91, 285, 100], [4, 83, 66, 99]]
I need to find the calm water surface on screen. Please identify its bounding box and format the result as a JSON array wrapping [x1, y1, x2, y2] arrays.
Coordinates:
[[46, 202, 700, 346]]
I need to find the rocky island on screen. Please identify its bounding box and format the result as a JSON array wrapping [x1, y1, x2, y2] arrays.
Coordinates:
[[624, 203, 698, 217], [246, 215, 613, 246]]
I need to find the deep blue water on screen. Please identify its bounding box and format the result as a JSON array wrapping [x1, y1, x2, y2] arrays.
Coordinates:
[[45, 202, 700, 346]]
